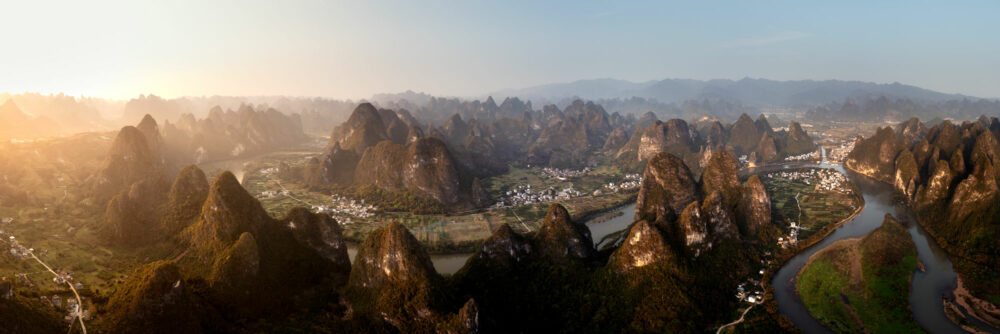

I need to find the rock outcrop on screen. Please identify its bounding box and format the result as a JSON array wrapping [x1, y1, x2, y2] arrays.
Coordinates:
[[180, 171, 350, 314], [727, 114, 760, 154], [346, 223, 446, 332], [608, 220, 678, 273], [474, 224, 532, 267], [331, 103, 391, 154], [635, 152, 698, 222], [893, 150, 919, 201], [636, 119, 698, 162], [845, 126, 902, 183], [700, 151, 741, 205], [304, 143, 359, 187], [354, 137, 464, 205], [676, 201, 709, 252], [737, 175, 771, 237], [896, 117, 927, 145], [535, 204, 594, 261], [782, 121, 816, 156]]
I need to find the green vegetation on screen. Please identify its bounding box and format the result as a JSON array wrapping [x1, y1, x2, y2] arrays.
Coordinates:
[[796, 215, 924, 333], [350, 184, 445, 214]]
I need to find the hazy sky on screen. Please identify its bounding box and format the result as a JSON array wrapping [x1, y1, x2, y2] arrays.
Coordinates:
[[2, 1, 998, 100]]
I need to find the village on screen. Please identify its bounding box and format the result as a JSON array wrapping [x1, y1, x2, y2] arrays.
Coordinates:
[[784, 150, 821, 162], [491, 184, 584, 209], [602, 173, 642, 193], [312, 194, 379, 224], [540, 167, 591, 180], [491, 171, 643, 210], [735, 252, 774, 304], [766, 168, 849, 193], [825, 140, 856, 163], [1, 219, 92, 326]]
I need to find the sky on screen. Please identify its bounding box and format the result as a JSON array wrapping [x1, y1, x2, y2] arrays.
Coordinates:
[[1, 0, 998, 100]]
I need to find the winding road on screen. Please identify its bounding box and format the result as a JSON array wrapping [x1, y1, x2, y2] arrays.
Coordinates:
[[716, 304, 758, 334], [28, 249, 86, 334]]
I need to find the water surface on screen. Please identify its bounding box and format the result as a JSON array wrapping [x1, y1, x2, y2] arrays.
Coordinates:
[[769, 164, 975, 333]]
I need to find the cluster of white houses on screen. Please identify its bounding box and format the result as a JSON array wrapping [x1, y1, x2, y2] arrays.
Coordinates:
[[2, 230, 91, 323], [540, 167, 591, 180], [777, 221, 802, 249], [602, 173, 642, 193], [313, 194, 378, 224], [492, 184, 584, 209], [826, 140, 855, 163], [766, 169, 849, 193], [784, 150, 820, 162]]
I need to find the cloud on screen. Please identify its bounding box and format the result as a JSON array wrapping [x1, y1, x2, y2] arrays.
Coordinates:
[[725, 31, 810, 48]]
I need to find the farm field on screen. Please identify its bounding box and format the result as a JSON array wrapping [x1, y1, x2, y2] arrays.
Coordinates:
[[761, 167, 862, 242]]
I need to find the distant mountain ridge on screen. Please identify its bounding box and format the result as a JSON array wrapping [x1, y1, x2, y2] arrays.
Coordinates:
[[491, 77, 976, 107]]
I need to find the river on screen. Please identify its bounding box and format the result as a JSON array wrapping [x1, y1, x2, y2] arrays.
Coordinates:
[[768, 163, 996, 333]]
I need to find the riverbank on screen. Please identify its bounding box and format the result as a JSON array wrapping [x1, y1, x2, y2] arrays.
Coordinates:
[[572, 195, 637, 226], [794, 215, 925, 333], [777, 199, 864, 266], [952, 277, 1000, 329]]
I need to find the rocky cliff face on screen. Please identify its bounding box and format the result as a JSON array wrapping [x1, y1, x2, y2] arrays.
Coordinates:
[[700, 151, 741, 205], [701, 191, 738, 242], [754, 131, 779, 163], [304, 142, 359, 187], [635, 152, 698, 222], [676, 201, 709, 253], [404, 137, 464, 204], [894, 150, 919, 201], [737, 175, 771, 237], [354, 137, 465, 205], [608, 219, 678, 273], [727, 113, 760, 154], [535, 204, 594, 261], [180, 171, 349, 314], [346, 223, 447, 332], [349, 222, 438, 289], [845, 126, 902, 183], [850, 116, 1000, 306], [782, 121, 817, 156], [528, 117, 589, 167], [916, 159, 955, 209], [635, 119, 698, 162], [602, 126, 629, 152], [896, 117, 927, 145], [332, 103, 391, 154], [946, 157, 998, 226], [474, 224, 532, 267], [283, 207, 351, 271]]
